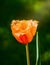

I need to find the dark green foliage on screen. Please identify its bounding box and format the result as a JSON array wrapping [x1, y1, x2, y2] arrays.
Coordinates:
[[0, 0, 50, 65]]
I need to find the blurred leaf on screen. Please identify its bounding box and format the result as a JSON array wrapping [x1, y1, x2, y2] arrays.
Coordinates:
[[42, 51, 50, 62]]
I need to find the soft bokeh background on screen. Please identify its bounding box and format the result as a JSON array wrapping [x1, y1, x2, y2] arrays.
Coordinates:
[[0, 0, 50, 65]]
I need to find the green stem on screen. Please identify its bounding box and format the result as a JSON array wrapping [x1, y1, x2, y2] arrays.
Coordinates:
[[36, 32, 39, 65], [26, 44, 30, 65]]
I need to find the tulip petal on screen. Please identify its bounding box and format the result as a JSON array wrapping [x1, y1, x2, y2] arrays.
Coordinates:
[[19, 34, 28, 44]]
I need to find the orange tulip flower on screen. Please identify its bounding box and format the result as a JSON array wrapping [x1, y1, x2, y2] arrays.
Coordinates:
[[11, 20, 38, 44]]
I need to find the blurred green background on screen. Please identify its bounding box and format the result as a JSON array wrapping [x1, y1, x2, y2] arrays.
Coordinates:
[[0, 0, 50, 65]]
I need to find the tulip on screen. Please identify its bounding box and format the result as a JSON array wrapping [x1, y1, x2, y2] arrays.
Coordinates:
[[11, 20, 39, 65], [11, 20, 38, 44]]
